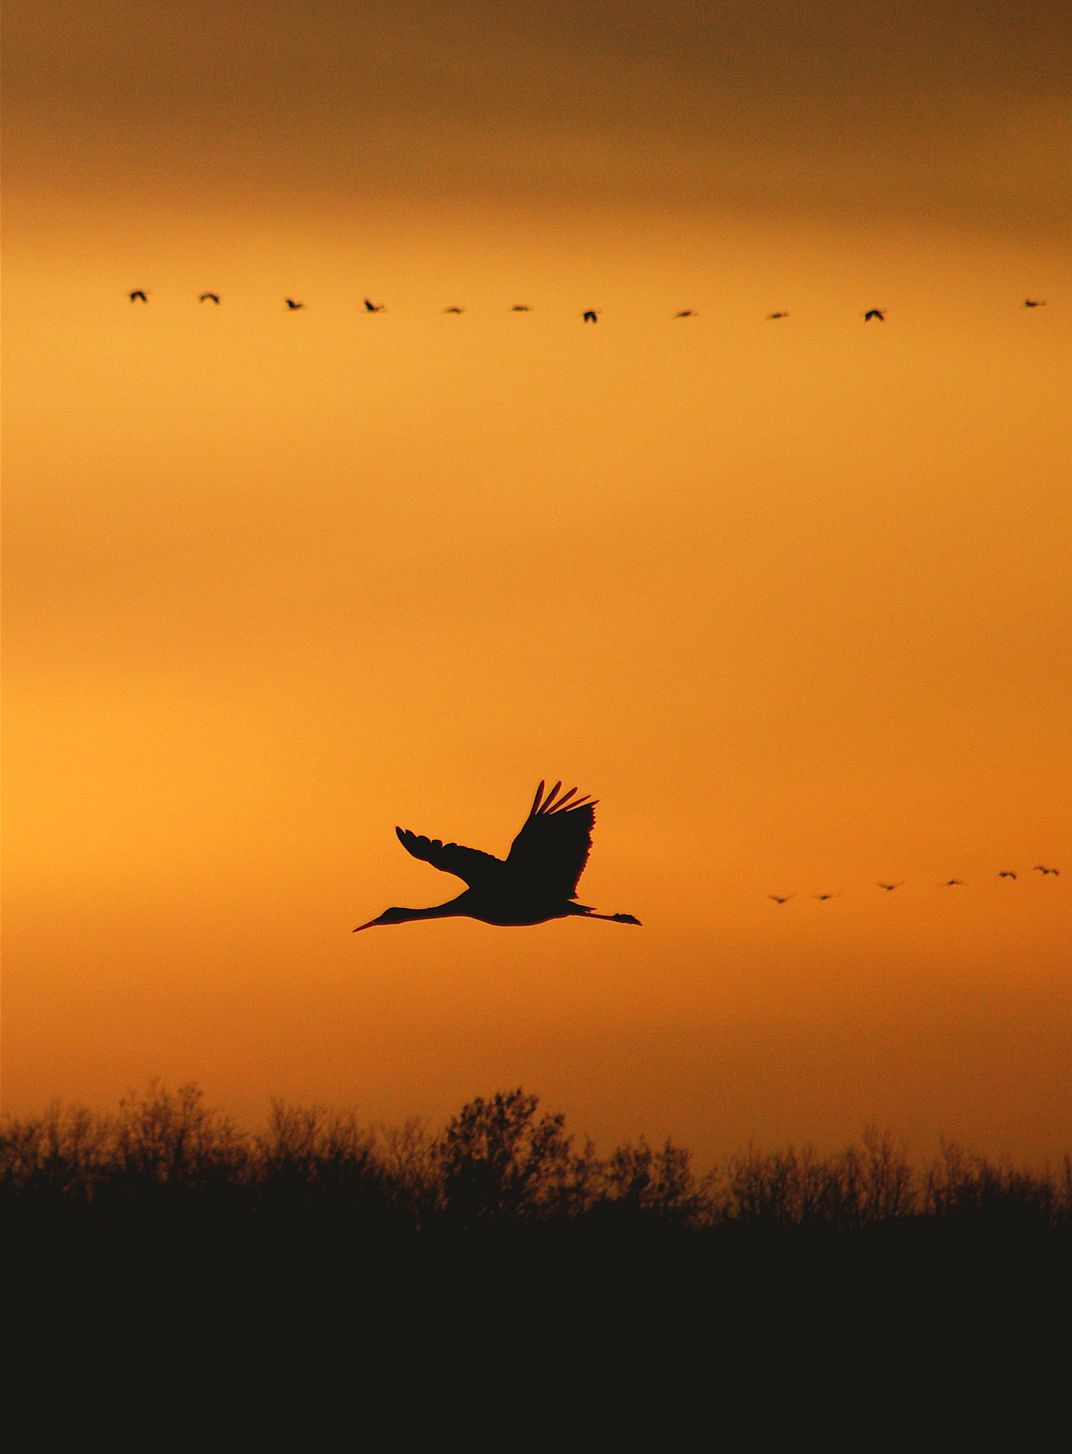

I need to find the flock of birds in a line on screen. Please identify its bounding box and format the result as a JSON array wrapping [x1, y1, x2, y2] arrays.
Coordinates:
[[767, 866, 1061, 905], [352, 781, 1061, 933], [126, 291, 1051, 321]]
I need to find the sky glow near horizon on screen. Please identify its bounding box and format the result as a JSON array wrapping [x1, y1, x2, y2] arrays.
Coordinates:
[[3, 0, 1070, 1162]]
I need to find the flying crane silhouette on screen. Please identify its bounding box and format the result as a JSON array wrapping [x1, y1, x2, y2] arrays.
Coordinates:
[[129, 290, 148, 302], [863, 308, 886, 322], [354, 781, 642, 932], [582, 309, 600, 323], [1024, 299, 1046, 308], [877, 881, 904, 892], [285, 298, 305, 310], [199, 292, 221, 304], [363, 298, 385, 312]]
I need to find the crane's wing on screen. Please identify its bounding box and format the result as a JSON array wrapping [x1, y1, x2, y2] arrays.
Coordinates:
[[505, 781, 597, 899], [395, 827, 502, 887]]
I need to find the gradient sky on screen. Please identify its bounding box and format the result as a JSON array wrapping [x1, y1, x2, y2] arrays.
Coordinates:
[[4, 0, 1070, 1164]]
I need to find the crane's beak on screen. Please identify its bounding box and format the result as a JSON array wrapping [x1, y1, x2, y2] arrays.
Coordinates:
[[353, 917, 380, 932]]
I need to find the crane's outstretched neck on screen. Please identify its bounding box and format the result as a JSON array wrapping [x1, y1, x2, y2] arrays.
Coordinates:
[[354, 896, 470, 931]]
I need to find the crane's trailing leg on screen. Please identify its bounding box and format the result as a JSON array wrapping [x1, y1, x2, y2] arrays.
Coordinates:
[[568, 904, 642, 925]]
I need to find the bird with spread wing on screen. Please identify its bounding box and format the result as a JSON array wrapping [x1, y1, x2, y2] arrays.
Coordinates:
[[354, 781, 641, 931]]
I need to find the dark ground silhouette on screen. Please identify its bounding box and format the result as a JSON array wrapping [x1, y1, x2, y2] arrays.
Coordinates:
[[7, 1080, 1068, 1409]]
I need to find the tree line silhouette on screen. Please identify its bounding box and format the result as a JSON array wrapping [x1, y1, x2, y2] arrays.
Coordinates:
[[4, 1080, 1068, 1241]]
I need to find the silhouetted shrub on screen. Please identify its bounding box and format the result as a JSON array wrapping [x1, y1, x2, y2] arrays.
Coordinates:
[[377, 1118, 442, 1230], [923, 1139, 1070, 1227], [437, 1088, 599, 1227], [112, 1081, 246, 1188], [721, 1128, 920, 1231], [0, 1102, 111, 1206], [599, 1136, 710, 1228], [252, 1099, 400, 1233]]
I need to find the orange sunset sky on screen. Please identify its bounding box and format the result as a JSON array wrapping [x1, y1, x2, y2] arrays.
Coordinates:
[[3, 0, 1070, 1164]]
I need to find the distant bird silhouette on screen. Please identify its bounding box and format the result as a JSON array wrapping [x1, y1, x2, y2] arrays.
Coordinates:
[[510, 305, 532, 312], [768, 895, 794, 905], [1033, 864, 1060, 875], [941, 879, 966, 887], [582, 310, 600, 323], [997, 870, 1018, 880], [674, 310, 697, 318], [285, 298, 305, 310], [812, 893, 838, 901], [129, 290, 148, 302], [864, 309, 886, 322], [443, 307, 465, 314], [877, 882, 904, 892], [767, 311, 789, 320], [363, 298, 385, 312], [354, 781, 641, 932], [199, 292, 220, 304], [1024, 299, 1046, 308]]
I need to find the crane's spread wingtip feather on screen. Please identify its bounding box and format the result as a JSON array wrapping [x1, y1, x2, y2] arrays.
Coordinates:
[[530, 781, 545, 816], [544, 783, 568, 812], [553, 791, 594, 814]]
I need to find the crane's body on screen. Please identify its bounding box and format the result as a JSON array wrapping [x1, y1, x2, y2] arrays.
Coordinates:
[[354, 781, 641, 931], [371, 890, 621, 929]]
